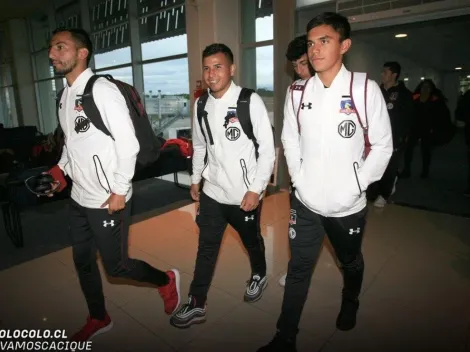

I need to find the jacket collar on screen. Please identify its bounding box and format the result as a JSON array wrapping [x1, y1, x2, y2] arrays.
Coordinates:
[[69, 68, 94, 91]]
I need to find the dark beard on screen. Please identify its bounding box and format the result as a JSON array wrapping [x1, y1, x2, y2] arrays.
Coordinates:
[[53, 60, 76, 75]]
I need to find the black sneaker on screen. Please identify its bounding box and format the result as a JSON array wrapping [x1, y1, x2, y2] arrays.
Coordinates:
[[336, 298, 359, 331], [244, 274, 267, 302], [169, 296, 206, 329], [257, 333, 297, 352]]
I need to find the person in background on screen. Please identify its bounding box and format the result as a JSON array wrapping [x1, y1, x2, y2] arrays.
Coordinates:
[[368, 61, 414, 208], [278, 34, 314, 288], [401, 79, 450, 179]]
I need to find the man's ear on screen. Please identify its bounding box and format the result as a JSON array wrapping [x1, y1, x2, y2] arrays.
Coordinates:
[[230, 64, 236, 77], [78, 47, 89, 62], [340, 38, 351, 55]]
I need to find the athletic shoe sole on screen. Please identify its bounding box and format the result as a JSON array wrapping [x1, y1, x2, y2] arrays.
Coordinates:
[[169, 269, 181, 315], [244, 280, 268, 303], [87, 321, 114, 341], [170, 314, 206, 329]]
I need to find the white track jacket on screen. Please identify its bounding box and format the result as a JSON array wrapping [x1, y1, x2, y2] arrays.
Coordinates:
[[282, 65, 393, 217], [191, 81, 275, 205], [57, 68, 139, 208]]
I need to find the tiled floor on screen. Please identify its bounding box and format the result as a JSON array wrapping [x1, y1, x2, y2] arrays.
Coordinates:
[[1, 191, 470, 351]]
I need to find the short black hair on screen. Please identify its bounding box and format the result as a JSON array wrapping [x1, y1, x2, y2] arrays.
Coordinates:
[[52, 28, 93, 66], [383, 62, 401, 80], [202, 43, 234, 64], [306, 12, 351, 42], [286, 35, 308, 61]]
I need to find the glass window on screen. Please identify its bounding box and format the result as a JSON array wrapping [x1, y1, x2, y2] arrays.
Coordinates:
[[141, 34, 187, 61], [56, 0, 81, 28], [95, 65, 133, 85], [242, 46, 274, 123], [139, 2, 187, 61], [34, 51, 55, 81], [241, 0, 273, 43], [0, 64, 13, 87], [36, 79, 57, 134], [0, 87, 17, 128], [142, 58, 190, 139], [94, 46, 132, 70], [30, 15, 51, 52]]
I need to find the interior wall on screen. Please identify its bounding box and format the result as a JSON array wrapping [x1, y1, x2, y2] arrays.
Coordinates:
[[186, 0, 241, 115]]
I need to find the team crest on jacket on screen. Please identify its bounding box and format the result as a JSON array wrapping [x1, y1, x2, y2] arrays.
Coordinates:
[[223, 108, 239, 128], [74, 98, 84, 112], [339, 99, 356, 115]]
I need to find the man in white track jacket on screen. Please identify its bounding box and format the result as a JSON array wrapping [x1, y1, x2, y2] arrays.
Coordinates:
[[170, 43, 275, 329], [259, 12, 392, 352]]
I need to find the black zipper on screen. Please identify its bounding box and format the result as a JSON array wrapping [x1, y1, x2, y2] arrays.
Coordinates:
[[240, 159, 250, 188], [202, 160, 209, 175], [353, 162, 362, 194], [93, 155, 111, 193]]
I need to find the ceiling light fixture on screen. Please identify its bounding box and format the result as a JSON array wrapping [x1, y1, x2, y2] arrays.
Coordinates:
[[467, 75, 470, 78], [455, 67, 462, 70], [404, 78, 409, 81], [395, 33, 407, 38], [421, 77, 425, 80]]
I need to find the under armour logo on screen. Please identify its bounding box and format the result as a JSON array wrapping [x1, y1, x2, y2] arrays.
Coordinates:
[[245, 215, 255, 222], [301, 102, 312, 110], [103, 220, 115, 227], [349, 227, 360, 235]]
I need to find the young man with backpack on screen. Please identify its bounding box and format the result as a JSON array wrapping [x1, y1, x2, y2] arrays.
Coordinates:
[[47, 28, 181, 341], [258, 13, 392, 351], [170, 43, 275, 329], [278, 34, 314, 288]]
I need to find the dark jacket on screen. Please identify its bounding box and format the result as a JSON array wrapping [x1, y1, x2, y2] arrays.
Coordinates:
[[380, 81, 414, 150], [456, 90, 470, 146], [412, 92, 453, 146]]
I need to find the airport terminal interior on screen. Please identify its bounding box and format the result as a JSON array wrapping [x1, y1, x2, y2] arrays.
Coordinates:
[[1, 0, 470, 351]]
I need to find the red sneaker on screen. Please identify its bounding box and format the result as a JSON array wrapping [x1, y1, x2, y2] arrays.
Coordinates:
[[157, 269, 181, 315], [70, 313, 113, 341]]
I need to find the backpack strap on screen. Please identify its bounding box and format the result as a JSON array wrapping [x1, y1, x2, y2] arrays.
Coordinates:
[[237, 88, 255, 142], [56, 88, 65, 118], [55, 87, 65, 131], [81, 74, 114, 140], [350, 72, 371, 158], [196, 91, 213, 145], [290, 78, 312, 134]]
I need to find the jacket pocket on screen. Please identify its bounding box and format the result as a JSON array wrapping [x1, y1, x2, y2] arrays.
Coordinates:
[[353, 162, 362, 194], [93, 155, 111, 194], [240, 159, 251, 188]]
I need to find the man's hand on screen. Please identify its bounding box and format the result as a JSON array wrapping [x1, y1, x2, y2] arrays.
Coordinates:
[[44, 181, 61, 198], [101, 193, 126, 215], [241, 191, 260, 212], [190, 183, 200, 201]]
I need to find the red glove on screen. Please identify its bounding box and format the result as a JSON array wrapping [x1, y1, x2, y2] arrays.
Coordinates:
[[47, 165, 67, 192]]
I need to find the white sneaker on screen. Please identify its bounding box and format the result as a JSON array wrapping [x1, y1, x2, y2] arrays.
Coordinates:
[[374, 196, 387, 208], [279, 273, 287, 287]]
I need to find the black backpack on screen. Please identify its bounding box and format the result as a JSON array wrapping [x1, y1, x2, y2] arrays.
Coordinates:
[[196, 88, 274, 158], [56, 74, 161, 171]]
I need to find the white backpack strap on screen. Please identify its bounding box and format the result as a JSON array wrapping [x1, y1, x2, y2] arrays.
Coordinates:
[[289, 77, 312, 134], [350, 72, 371, 157]]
